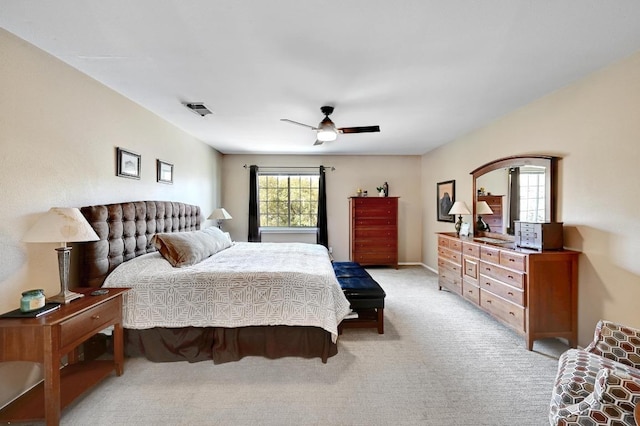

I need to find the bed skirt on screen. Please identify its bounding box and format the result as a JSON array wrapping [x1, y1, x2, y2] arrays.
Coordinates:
[[124, 326, 338, 364]]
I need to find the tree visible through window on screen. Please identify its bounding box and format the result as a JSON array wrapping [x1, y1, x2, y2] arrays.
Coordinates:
[[258, 174, 319, 227]]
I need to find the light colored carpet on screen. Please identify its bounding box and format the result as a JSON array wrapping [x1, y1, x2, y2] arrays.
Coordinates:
[[60, 266, 566, 426]]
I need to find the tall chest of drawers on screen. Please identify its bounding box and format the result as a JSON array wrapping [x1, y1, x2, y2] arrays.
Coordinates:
[[437, 233, 579, 350], [349, 197, 398, 268], [477, 195, 504, 233]]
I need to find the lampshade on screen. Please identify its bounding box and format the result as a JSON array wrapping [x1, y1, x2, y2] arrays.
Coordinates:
[[207, 208, 232, 221], [448, 201, 471, 216], [476, 201, 494, 215], [23, 207, 99, 244]]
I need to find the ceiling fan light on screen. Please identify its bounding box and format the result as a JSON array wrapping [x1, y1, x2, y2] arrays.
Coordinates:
[[317, 129, 337, 142]]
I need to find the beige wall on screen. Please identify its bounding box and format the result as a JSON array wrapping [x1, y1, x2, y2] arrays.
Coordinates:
[[221, 155, 422, 264], [422, 51, 640, 347], [0, 30, 222, 406]]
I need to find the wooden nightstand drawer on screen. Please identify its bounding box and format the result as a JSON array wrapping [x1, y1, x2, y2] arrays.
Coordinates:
[[60, 298, 119, 350]]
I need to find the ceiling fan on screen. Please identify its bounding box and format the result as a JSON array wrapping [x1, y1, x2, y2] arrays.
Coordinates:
[[280, 106, 380, 145]]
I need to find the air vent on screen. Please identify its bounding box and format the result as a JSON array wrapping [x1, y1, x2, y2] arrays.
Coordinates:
[[183, 102, 212, 117]]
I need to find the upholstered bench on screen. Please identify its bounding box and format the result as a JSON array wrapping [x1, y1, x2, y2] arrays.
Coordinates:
[[333, 262, 386, 334]]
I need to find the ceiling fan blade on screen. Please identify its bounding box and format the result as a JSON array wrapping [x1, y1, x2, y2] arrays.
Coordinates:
[[313, 139, 324, 146], [338, 125, 380, 134], [280, 119, 317, 130]]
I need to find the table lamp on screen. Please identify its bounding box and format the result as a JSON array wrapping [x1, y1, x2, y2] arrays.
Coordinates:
[[448, 201, 471, 237], [208, 208, 232, 230], [476, 201, 494, 232], [23, 207, 99, 303]]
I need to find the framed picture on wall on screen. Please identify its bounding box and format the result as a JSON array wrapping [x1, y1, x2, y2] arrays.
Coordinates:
[[156, 160, 173, 184], [437, 180, 455, 222], [116, 147, 141, 179]]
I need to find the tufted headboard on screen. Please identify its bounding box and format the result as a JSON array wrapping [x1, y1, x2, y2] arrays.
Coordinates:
[[79, 201, 201, 287]]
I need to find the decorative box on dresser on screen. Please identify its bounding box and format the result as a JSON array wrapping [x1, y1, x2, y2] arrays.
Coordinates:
[[437, 232, 579, 350], [349, 197, 398, 268], [477, 195, 504, 233]]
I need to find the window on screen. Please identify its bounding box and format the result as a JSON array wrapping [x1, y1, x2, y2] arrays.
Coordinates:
[[519, 166, 546, 222], [258, 173, 319, 227]]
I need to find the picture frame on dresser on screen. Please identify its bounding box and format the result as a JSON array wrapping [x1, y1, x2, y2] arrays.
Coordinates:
[[437, 180, 455, 222], [156, 159, 173, 184], [116, 147, 141, 179]]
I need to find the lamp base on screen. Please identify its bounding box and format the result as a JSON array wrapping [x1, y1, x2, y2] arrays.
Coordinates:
[[48, 289, 84, 304]]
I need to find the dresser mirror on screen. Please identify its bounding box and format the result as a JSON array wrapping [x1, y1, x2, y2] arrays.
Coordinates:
[[470, 155, 558, 237]]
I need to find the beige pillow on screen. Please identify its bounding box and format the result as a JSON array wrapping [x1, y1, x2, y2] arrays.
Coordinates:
[[152, 228, 231, 267]]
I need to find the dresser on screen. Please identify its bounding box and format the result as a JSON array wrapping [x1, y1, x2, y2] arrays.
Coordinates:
[[437, 232, 579, 350], [349, 197, 398, 268], [477, 195, 504, 233]]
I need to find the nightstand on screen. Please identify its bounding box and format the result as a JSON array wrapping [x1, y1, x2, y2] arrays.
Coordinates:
[[0, 287, 128, 426]]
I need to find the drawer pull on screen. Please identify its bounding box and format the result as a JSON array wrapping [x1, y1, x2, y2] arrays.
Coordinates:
[[468, 290, 473, 294], [508, 275, 514, 279], [485, 282, 491, 286], [509, 259, 515, 262], [91, 315, 100, 320], [509, 312, 515, 316], [508, 292, 514, 296], [486, 300, 492, 304]]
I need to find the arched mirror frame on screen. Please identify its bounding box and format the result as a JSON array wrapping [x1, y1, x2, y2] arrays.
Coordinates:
[[470, 155, 558, 238]]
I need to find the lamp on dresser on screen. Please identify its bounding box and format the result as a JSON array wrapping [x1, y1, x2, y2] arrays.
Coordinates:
[[476, 200, 494, 232], [23, 207, 99, 303], [208, 208, 232, 230], [448, 201, 471, 237]]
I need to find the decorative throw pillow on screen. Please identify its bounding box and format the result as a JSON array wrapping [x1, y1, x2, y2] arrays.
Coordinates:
[[151, 227, 231, 267]]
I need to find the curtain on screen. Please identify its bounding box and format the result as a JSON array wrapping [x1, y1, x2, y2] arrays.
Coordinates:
[[508, 167, 520, 234], [317, 166, 328, 247], [248, 165, 261, 242]]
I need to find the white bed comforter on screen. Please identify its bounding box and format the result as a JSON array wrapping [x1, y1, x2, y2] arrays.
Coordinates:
[[102, 242, 350, 341]]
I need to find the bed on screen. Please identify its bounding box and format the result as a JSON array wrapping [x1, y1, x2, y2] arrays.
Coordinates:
[[78, 201, 350, 363]]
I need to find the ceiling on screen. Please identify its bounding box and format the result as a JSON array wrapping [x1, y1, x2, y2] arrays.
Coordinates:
[[2, 1, 640, 156]]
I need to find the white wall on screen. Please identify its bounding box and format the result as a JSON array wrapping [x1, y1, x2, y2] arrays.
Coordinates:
[[0, 29, 222, 407], [422, 50, 640, 347], [221, 154, 422, 264]]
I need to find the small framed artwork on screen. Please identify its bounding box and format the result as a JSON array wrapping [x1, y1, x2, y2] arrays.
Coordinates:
[[437, 180, 455, 222], [156, 159, 173, 184], [116, 147, 141, 179]]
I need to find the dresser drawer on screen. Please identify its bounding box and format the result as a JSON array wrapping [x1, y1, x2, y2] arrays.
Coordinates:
[[439, 269, 462, 294], [480, 291, 525, 333], [60, 298, 120, 350], [500, 251, 526, 272], [479, 261, 525, 289], [462, 280, 480, 305], [462, 242, 480, 258], [479, 275, 524, 306], [480, 246, 500, 262], [438, 247, 462, 265], [463, 256, 478, 281], [439, 257, 462, 277]]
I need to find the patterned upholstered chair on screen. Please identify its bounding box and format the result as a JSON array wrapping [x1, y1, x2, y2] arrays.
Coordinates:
[[549, 320, 640, 425]]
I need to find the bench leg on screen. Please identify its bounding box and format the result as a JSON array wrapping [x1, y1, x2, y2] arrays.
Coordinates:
[[377, 308, 384, 334]]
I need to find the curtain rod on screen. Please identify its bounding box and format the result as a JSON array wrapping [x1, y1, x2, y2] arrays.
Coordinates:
[[243, 164, 335, 171]]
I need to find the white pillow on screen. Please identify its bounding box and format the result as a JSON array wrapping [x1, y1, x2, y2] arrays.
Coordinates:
[[201, 227, 233, 252]]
